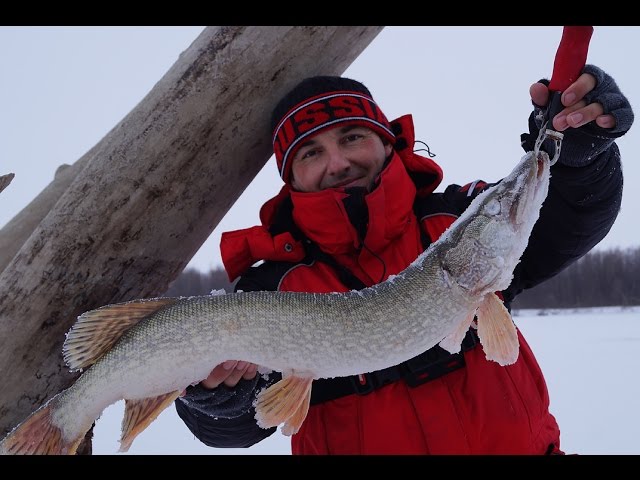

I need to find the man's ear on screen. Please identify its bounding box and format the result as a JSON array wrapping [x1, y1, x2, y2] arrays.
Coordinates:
[[384, 141, 393, 158]]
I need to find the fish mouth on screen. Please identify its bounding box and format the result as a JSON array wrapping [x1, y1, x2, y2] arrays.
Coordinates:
[[536, 154, 546, 179], [509, 151, 550, 226], [532, 150, 551, 199]]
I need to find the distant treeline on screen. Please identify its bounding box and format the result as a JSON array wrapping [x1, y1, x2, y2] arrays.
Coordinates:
[[165, 247, 640, 309], [511, 246, 640, 309]]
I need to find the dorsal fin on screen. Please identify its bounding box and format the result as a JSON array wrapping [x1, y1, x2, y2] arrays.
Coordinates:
[[62, 298, 178, 371]]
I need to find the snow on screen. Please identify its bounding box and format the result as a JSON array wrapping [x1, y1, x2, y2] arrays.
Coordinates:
[[92, 306, 640, 455]]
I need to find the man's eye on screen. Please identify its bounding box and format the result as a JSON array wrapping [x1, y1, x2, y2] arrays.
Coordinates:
[[301, 149, 317, 160], [345, 134, 362, 142]]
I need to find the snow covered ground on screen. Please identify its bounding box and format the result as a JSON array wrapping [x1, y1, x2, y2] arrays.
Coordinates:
[[92, 306, 640, 455]]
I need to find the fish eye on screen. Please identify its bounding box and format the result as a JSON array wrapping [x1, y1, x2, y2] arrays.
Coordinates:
[[485, 199, 501, 215]]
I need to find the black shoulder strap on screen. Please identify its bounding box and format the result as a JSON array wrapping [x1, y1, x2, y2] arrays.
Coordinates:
[[413, 197, 434, 250]]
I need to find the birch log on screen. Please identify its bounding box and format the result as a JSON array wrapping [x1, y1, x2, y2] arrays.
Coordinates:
[[0, 26, 384, 439], [0, 162, 90, 273]]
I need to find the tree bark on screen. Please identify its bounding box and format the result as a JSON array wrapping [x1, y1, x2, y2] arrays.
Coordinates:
[[0, 26, 384, 440], [0, 162, 90, 273]]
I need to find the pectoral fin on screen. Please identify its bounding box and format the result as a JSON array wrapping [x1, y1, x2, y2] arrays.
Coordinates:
[[476, 292, 519, 366], [119, 390, 182, 452], [254, 376, 313, 436]]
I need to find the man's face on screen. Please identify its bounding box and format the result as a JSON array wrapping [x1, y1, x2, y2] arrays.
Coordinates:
[[290, 125, 393, 193]]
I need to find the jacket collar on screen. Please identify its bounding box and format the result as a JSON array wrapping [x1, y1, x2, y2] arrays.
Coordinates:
[[290, 152, 416, 256]]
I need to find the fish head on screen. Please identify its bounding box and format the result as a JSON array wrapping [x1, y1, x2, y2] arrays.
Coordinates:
[[442, 150, 551, 295]]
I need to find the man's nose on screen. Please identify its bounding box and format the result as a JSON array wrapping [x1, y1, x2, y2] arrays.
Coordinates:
[[326, 147, 350, 174]]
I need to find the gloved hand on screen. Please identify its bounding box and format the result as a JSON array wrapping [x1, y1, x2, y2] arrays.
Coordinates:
[[522, 64, 634, 167], [579, 64, 635, 135], [178, 369, 281, 419]]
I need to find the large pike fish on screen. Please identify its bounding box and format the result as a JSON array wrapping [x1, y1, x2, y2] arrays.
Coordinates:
[[0, 150, 551, 455]]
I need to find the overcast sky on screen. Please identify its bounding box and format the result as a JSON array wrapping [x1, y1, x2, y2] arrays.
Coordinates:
[[1, 26, 638, 274]]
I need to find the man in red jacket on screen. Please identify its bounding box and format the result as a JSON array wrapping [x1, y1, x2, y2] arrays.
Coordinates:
[[175, 65, 633, 454]]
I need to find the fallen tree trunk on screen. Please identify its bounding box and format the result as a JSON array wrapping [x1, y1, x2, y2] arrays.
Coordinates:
[[0, 26, 384, 439], [0, 161, 91, 273]]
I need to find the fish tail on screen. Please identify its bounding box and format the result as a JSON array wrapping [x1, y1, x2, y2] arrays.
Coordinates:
[[0, 401, 85, 455]]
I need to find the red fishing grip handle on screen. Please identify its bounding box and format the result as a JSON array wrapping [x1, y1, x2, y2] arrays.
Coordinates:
[[548, 26, 594, 92], [545, 26, 593, 130]]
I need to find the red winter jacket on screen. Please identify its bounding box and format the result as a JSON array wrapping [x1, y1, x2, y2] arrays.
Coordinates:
[[175, 113, 624, 454]]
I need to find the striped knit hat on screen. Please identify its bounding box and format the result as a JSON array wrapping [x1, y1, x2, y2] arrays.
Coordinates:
[[271, 76, 396, 184]]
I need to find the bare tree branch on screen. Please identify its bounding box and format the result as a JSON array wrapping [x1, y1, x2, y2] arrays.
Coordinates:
[[0, 173, 14, 195]]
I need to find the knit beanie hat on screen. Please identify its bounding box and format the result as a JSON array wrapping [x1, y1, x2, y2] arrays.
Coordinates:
[[271, 76, 396, 184]]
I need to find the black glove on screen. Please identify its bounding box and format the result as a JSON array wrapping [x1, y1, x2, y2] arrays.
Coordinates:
[[521, 64, 633, 167], [581, 64, 634, 135], [177, 370, 282, 419]]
